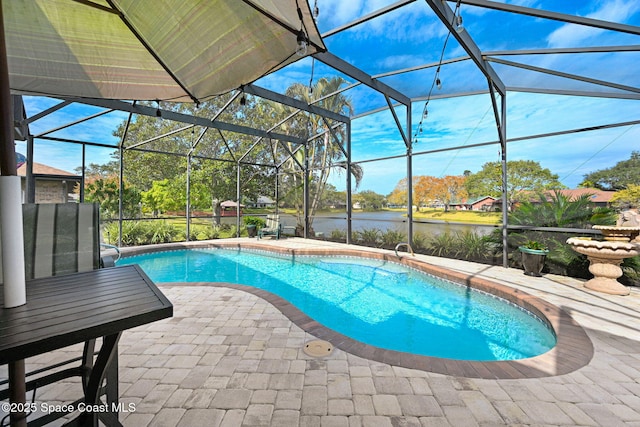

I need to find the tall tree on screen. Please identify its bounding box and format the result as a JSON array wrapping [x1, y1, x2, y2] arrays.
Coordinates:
[[465, 160, 563, 207], [610, 184, 640, 208], [112, 96, 272, 223], [580, 151, 640, 191], [414, 175, 467, 211], [317, 184, 345, 209], [434, 175, 468, 212], [75, 161, 119, 179], [273, 77, 363, 231], [84, 176, 141, 219], [113, 96, 251, 191], [353, 190, 386, 210], [387, 178, 408, 207], [414, 175, 439, 211]]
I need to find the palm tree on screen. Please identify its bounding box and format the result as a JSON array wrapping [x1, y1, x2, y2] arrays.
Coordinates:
[[276, 77, 363, 232], [506, 190, 617, 276], [509, 190, 615, 228]]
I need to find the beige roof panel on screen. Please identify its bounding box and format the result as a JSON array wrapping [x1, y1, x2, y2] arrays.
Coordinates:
[[4, 0, 324, 102]]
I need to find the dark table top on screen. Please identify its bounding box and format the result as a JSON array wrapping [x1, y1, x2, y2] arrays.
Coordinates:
[[0, 265, 173, 364]]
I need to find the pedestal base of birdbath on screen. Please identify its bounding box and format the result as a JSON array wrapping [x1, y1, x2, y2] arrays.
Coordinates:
[[583, 255, 630, 296], [566, 237, 639, 296]]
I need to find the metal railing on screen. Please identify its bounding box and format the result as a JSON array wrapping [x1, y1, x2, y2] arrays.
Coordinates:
[[394, 242, 414, 257]]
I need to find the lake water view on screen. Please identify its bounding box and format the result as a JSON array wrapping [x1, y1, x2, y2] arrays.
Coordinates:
[[275, 211, 497, 237]]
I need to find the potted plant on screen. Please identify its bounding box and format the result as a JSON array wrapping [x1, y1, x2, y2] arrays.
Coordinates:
[[243, 216, 266, 238], [519, 240, 549, 277]]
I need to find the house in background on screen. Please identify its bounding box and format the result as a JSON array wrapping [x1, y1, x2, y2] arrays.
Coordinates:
[[452, 196, 497, 211], [247, 196, 276, 209], [553, 188, 615, 208], [220, 200, 244, 217], [17, 161, 81, 203], [490, 188, 616, 211]]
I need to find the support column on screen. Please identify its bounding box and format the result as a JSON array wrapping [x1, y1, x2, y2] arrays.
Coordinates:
[[303, 143, 309, 239], [26, 135, 35, 203], [186, 154, 191, 241], [500, 94, 508, 268], [117, 105, 134, 247], [406, 103, 413, 247], [118, 146, 124, 247], [274, 166, 279, 214], [406, 147, 413, 246], [80, 143, 86, 202], [346, 121, 352, 245], [236, 163, 241, 237], [0, 3, 28, 425]]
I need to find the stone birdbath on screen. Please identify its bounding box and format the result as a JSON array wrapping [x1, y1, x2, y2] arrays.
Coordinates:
[[566, 209, 640, 296]]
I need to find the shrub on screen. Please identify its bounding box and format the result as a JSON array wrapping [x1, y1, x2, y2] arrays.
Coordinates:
[[188, 224, 220, 241], [243, 216, 266, 228], [509, 190, 616, 229], [225, 225, 238, 238], [118, 221, 144, 246], [103, 220, 179, 246], [218, 223, 232, 232], [522, 240, 547, 251], [455, 230, 498, 260], [426, 232, 457, 257], [411, 232, 430, 252], [329, 229, 347, 241], [355, 228, 382, 246], [622, 257, 640, 286], [149, 221, 178, 244], [380, 229, 407, 248]]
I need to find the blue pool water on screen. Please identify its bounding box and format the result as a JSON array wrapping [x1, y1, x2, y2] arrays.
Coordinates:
[[118, 248, 556, 361]]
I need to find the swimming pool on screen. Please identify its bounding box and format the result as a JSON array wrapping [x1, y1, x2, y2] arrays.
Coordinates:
[[118, 247, 556, 361]]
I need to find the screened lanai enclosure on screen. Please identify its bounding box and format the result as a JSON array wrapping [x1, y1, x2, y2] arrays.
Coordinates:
[[3, 1, 640, 278]]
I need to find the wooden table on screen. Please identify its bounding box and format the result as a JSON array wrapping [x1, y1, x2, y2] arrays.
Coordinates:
[[0, 265, 173, 426]]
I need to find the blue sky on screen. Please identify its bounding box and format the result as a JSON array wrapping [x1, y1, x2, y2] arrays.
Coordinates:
[[19, 0, 640, 195]]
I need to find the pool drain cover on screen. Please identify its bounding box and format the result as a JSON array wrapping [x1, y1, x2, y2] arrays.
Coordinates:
[[303, 340, 333, 357]]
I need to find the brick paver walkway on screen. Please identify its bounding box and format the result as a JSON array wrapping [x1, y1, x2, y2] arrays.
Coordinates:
[[2, 238, 639, 426]]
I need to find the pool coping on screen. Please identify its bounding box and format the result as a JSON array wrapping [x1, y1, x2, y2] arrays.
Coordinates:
[[119, 241, 594, 379]]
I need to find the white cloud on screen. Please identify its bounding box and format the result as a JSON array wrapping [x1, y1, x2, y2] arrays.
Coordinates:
[[377, 54, 424, 71], [546, 0, 640, 47], [506, 0, 540, 7], [463, 0, 540, 17], [314, 0, 397, 30]]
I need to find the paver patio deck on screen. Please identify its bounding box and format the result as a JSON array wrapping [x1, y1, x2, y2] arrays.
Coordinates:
[[2, 238, 639, 426]]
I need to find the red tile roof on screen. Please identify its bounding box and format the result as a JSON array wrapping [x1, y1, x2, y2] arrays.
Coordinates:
[[17, 162, 78, 177], [552, 188, 615, 203]]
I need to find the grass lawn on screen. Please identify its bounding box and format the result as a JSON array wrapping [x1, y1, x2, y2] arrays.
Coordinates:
[[405, 209, 501, 225]]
